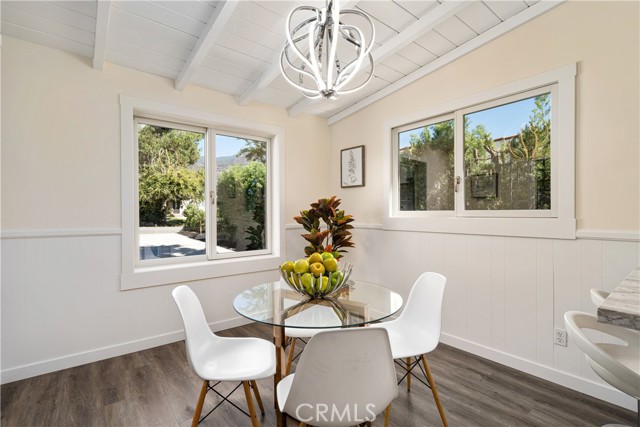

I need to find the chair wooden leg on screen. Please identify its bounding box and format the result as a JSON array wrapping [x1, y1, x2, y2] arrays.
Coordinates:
[[421, 355, 448, 427], [192, 380, 208, 427], [242, 381, 259, 427], [250, 380, 265, 415], [406, 357, 412, 392], [286, 337, 297, 375], [384, 403, 392, 427]]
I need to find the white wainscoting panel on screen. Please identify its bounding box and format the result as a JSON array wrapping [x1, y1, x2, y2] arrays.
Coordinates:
[[305, 227, 638, 411], [2, 227, 638, 412], [1, 234, 275, 383]]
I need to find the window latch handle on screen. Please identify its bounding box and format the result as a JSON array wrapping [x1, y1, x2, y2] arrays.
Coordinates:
[[455, 176, 461, 193], [210, 190, 215, 205]]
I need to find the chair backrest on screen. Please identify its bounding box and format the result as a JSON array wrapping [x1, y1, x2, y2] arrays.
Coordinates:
[[283, 328, 398, 427], [564, 311, 640, 399], [590, 289, 610, 307], [397, 272, 447, 338], [172, 285, 218, 371]]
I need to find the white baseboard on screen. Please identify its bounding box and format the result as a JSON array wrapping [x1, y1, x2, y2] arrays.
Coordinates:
[[440, 333, 637, 412], [0, 316, 252, 385]]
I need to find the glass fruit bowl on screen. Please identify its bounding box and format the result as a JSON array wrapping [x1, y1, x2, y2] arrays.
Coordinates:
[[280, 263, 353, 298]]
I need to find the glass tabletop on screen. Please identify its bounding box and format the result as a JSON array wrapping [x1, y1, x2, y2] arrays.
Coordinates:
[[233, 280, 403, 329]]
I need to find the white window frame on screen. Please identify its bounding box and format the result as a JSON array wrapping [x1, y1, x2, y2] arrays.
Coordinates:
[[120, 95, 286, 290], [206, 129, 272, 261], [383, 64, 576, 239]]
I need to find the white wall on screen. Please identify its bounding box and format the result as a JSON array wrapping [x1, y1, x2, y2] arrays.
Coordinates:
[[0, 37, 331, 382], [326, 1, 640, 412]]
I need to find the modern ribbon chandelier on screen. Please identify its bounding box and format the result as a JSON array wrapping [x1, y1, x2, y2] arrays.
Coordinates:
[[280, 0, 375, 100]]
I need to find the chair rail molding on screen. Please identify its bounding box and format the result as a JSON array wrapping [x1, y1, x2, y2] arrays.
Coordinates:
[[575, 229, 640, 242], [1, 228, 122, 239]]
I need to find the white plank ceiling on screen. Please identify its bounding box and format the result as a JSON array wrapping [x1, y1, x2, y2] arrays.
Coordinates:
[[0, 0, 564, 122]]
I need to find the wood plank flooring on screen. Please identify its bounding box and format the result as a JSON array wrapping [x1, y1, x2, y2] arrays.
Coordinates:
[[2, 322, 636, 426]]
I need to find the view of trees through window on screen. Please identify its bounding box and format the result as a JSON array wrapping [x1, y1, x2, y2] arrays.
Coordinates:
[[398, 92, 551, 212], [137, 121, 267, 261], [399, 119, 454, 211]]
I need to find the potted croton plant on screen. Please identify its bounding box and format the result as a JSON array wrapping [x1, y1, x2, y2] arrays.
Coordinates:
[[293, 196, 355, 258]]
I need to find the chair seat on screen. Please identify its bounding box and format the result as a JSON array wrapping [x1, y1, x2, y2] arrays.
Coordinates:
[[597, 343, 640, 372], [276, 373, 295, 412], [376, 321, 439, 360], [284, 304, 343, 338], [192, 336, 276, 382]]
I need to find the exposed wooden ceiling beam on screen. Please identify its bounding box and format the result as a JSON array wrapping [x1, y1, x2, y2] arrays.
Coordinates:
[[237, 0, 360, 106], [326, 0, 567, 125], [175, 0, 238, 91], [92, 1, 111, 70], [287, 0, 468, 117]]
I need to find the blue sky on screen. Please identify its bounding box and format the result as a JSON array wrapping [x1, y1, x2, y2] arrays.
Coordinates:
[[197, 134, 249, 158], [399, 96, 539, 148]]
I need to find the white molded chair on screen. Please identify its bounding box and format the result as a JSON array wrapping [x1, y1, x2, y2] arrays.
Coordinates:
[[277, 328, 398, 427], [172, 285, 275, 427], [375, 272, 448, 426], [564, 311, 640, 426], [591, 289, 611, 307]]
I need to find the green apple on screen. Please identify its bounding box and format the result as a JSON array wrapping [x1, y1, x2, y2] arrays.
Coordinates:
[[308, 252, 323, 265], [331, 270, 343, 286], [309, 262, 325, 277], [280, 261, 295, 274], [301, 273, 313, 292], [321, 252, 334, 261], [323, 257, 338, 273], [320, 276, 329, 292], [294, 259, 310, 274]]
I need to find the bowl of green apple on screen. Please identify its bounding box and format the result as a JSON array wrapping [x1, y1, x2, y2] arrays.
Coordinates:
[[280, 252, 352, 298]]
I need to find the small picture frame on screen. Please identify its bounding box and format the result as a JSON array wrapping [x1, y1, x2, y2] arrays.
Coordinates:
[[341, 145, 365, 188], [471, 173, 498, 198]]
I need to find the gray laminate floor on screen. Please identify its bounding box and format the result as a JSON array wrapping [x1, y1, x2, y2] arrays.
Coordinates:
[[1, 323, 636, 426]]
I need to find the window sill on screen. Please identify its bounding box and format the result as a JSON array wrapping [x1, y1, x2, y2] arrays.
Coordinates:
[[121, 253, 285, 290], [382, 216, 576, 240]]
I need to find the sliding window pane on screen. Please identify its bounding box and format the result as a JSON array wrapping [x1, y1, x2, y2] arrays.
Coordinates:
[[398, 119, 454, 211], [216, 134, 267, 253], [463, 93, 551, 210], [137, 122, 206, 260]]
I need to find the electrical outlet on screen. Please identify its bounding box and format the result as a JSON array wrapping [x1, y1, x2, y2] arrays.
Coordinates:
[[554, 328, 567, 347]]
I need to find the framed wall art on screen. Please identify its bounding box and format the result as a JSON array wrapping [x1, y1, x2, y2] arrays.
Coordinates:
[[341, 145, 365, 188]]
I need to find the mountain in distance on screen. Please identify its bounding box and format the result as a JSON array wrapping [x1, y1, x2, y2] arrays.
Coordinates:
[[190, 154, 248, 171]]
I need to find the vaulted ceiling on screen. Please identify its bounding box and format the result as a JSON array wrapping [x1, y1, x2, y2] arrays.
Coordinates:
[[0, 1, 564, 123]]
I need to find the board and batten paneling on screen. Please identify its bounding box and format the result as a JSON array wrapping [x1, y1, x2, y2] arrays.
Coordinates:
[[311, 227, 637, 411], [1, 226, 638, 412], [0, 233, 278, 383]]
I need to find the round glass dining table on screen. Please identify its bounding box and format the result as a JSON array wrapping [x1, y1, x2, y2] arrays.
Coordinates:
[[233, 279, 403, 329], [233, 279, 403, 427]]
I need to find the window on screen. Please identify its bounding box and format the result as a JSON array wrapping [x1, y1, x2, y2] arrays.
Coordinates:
[[386, 64, 576, 239], [120, 96, 285, 289], [397, 116, 454, 212], [136, 119, 270, 265], [460, 87, 555, 216]]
